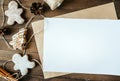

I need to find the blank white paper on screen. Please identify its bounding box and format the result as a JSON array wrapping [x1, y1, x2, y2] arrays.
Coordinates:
[[43, 18, 120, 76]]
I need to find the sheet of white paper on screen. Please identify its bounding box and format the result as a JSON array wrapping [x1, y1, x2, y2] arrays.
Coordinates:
[[44, 18, 120, 75]]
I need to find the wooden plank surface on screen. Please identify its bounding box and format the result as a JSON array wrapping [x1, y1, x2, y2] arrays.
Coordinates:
[[0, 0, 120, 81]]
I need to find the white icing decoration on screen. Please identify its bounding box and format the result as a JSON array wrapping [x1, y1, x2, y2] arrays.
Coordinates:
[[9, 28, 27, 50], [44, 0, 64, 10], [5, 1, 24, 25], [12, 53, 35, 76]]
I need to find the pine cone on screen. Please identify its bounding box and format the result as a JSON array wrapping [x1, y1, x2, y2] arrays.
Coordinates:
[[30, 2, 44, 15]]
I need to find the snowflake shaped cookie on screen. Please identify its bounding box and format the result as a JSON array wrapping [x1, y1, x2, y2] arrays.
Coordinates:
[[5, 1, 24, 25], [12, 53, 35, 76], [9, 28, 27, 50]]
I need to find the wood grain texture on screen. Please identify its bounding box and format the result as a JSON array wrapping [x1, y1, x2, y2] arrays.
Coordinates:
[[0, 0, 120, 81]]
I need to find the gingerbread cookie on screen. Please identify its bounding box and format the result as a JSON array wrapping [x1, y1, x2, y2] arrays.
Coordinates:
[[5, 1, 24, 25], [44, 0, 64, 10], [9, 28, 27, 50], [12, 53, 35, 76]]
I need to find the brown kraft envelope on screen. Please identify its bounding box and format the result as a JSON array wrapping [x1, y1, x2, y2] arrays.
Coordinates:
[[32, 2, 117, 78]]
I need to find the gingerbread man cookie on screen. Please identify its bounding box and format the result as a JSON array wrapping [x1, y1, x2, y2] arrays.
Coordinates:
[[44, 0, 64, 10], [5, 1, 24, 25], [9, 28, 27, 50], [12, 53, 35, 76]]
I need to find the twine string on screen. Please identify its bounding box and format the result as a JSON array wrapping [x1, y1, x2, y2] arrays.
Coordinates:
[[23, 13, 45, 55], [40, 14, 45, 19], [11, 72, 20, 79], [0, 0, 5, 28], [1, 34, 13, 50], [23, 29, 44, 55], [2, 60, 21, 80], [2, 60, 12, 69], [22, 15, 35, 55], [16, 0, 30, 10], [32, 59, 42, 70], [25, 15, 35, 29]]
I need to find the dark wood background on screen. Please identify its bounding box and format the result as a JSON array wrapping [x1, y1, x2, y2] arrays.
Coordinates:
[[0, 0, 120, 81]]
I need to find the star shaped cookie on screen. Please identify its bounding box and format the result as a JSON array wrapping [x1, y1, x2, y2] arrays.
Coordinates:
[[12, 53, 35, 76], [5, 1, 24, 25]]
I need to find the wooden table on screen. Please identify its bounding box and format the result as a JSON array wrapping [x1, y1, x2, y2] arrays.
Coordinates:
[[0, 0, 120, 81]]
